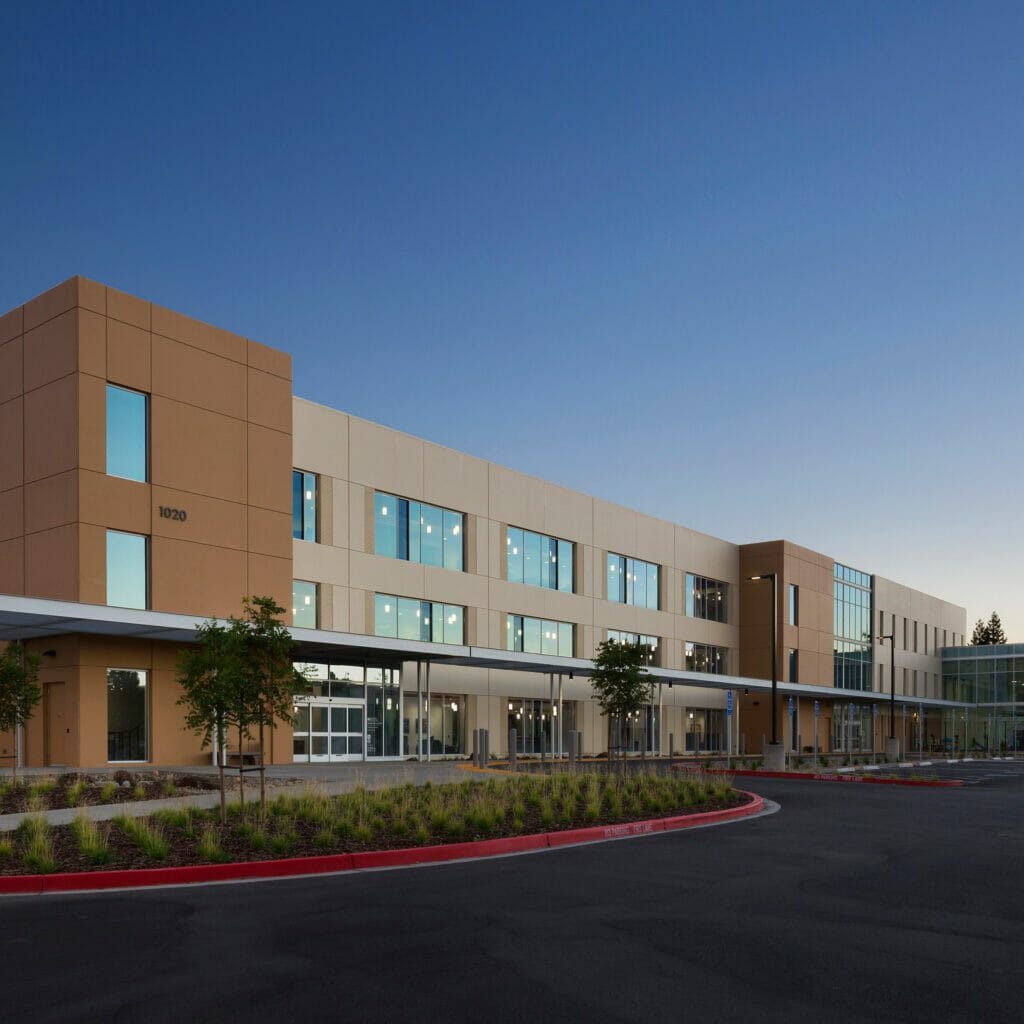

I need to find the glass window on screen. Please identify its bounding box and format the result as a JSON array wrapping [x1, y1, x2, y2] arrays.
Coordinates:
[[443, 605, 463, 645], [608, 553, 659, 608], [608, 630, 660, 666], [374, 594, 463, 645], [106, 385, 147, 482], [375, 492, 464, 572], [420, 504, 443, 566], [558, 539, 574, 593], [507, 528, 524, 584], [106, 530, 147, 609], [507, 527, 573, 592], [107, 668, 148, 761], [292, 470, 318, 541], [443, 510, 463, 571], [685, 573, 729, 622], [397, 597, 420, 641], [788, 584, 798, 626], [788, 648, 798, 682], [684, 642, 728, 674], [524, 530, 541, 587], [374, 492, 398, 558], [505, 614, 573, 657], [292, 580, 318, 628]]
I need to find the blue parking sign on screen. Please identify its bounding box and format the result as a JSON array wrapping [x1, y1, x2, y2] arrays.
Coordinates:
[[726, 690, 733, 716], [814, 700, 819, 718], [788, 697, 794, 716]]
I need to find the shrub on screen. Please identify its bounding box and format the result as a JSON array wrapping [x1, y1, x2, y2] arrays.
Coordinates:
[[72, 812, 111, 865], [115, 814, 169, 860], [100, 782, 118, 803], [197, 826, 229, 863], [66, 778, 88, 807], [19, 815, 56, 873]]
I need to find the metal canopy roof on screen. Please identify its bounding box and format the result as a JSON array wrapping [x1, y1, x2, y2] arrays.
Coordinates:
[[0, 594, 968, 709]]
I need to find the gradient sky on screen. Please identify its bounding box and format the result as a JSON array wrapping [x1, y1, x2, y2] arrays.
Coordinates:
[[2, 1, 1022, 637]]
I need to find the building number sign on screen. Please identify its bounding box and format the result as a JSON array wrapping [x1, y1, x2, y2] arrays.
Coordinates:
[[158, 505, 188, 522]]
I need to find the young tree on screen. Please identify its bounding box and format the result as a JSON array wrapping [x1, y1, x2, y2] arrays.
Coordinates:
[[176, 621, 242, 822], [239, 595, 308, 819], [0, 642, 42, 781], [589, 639, 651, 774], [970, 619, 989, 646]]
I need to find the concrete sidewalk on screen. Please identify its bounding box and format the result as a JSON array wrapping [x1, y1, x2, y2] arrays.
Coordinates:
[[0, 761, 472, 833]]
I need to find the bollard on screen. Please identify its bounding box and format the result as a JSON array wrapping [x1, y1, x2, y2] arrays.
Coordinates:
[[568, 730, 577, 770], [472, 728, 480, 767], [509, 729, 517, 770], [669, 733, 674, 762], [483, 728, 489, 765]]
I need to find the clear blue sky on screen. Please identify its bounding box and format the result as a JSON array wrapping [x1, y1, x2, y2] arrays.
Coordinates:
[[2, 1, 1022, 637]]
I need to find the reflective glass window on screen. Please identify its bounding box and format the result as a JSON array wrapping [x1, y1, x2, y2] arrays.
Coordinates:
[[507, 527, 573, 592], [523, 530, 541, 587], [374, 492, 398, 558], [558, 540, 574, 593], [375, 594, 463, 645], [420, 504, 443, 566], [374, 492, 464, 571], [443, 605, 463, 645], [107, 668, 148, 762], [292, 580, 318, 628], [443, 510, 463, 571], [292, 470, 318, 541], [397, 597, 420, 641], [608, 554, 659, 608], [608, 630, 660, 666], [505, 614, 573, 657], [685, 573, 728, 622], [507, 528, 524, 584], [684, 641, 728, 674], [106, 385, 147, 482], [106, 530, 147, 609]]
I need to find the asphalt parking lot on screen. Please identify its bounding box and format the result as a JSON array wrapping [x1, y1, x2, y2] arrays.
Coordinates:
[[3, 764, 1022, 1024]]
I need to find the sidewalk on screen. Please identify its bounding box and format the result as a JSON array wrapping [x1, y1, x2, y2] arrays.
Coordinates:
[[0, 761, 471, 833]]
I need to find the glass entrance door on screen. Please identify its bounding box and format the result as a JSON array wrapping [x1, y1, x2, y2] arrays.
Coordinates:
[[293, 701, 365, 762]]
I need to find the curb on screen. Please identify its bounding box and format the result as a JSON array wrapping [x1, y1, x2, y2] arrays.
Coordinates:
[[678, 766, 963, 788], [0, 792, 763, 896]]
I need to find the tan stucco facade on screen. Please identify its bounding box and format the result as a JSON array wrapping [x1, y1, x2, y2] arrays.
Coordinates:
[[0, 277, 968, 767]]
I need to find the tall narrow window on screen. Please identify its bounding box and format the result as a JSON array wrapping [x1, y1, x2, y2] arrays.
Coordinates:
[[107, 668, 148, 762], [292, 580, 318, 628], [292, 470, 318, 541], [788, 584, 799, 626], [106, 530, 147, 609], [788, 648, 798, 683], [106, 384, 148, 482]]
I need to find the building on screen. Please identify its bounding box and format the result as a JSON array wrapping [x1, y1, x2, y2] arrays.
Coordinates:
[[940, 643, 1024, 753], [0, 277, 971, 768]]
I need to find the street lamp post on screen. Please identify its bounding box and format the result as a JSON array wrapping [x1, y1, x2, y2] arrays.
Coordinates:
[[749, 573, 784, 771], [877, 631, 898, 761]]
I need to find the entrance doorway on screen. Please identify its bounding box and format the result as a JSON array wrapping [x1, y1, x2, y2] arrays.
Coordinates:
[[44, 681, 68, 766]]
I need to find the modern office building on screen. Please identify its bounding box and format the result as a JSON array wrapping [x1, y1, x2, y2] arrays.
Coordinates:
[[0, 277, 973, 768], [940, 644, 1024, 753]]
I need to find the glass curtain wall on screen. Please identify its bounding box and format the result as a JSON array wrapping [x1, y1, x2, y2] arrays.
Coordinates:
[[834, 563, 873, 691], [942, 645, 1024, 753], [506, 699, 576, 755], [402, 694, 467, 756], [685, 709, 726, 753], [365, 668, 402, 758]]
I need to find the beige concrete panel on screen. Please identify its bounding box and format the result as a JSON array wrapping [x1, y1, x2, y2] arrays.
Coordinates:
[[25, 523, 78, 600], [488, 465, 546, 533], [0, 487, 23, 541], [422, 564, 489, 608], [582, 544, 596, 597], [106, 319, 151, 392], [79, 523, 105, 604], [247, 424, 292, 513], [631, 512, 675, 566], [0, 338, 22, 404], [23, 376, 76, 483], [247, 553, 292, 611], [331, 478, 349, 552], [485, 519, 501, 580], [318, 477, 334, 546], [247, 338, 291, 380], [78, 374, 106, 474], [0, 537, 24, 594], [151, 537, 246, 618], [247, 367, 291, 433], [490, 579, 549, 620], [151, 397, 247, 503], [152, 334, 246, 419], [23, 309, 77, 392], [594, 601, 639, 632], [78, 470, 150, 534], [294, 539, 348, 587], [248, 506, 292, 559], [348, 416, 423, 497], [153, 486, 246, 551], [683, 530, 741, 582], [593, 499, 636, 558], [349, 588, 366, 633], [24, 470, 77, 535], [152, 303, 246, 363], [78, 309, 106, 379], [331, 585, 350, 632], [349, 484, 366, 551], [294, 399, 349, 480], [0, 398, 23, 491], [23, 278, 76, 332], [423, 442, 489, 516], [349, 550, 424, 597], [542, 482, 593, 545], [106, 286, 151, 330], [0, 305, 23, 345]]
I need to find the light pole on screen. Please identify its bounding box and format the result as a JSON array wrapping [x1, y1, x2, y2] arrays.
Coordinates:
[[877, 631, 898, 761], [749, 573, 783, 770]]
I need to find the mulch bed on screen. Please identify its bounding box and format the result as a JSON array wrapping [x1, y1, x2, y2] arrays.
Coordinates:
[[0, 771, 218, 814], [1, 789, 754, 875]]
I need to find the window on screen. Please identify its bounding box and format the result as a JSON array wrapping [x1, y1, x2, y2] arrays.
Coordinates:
[[106, 384, 147, 482], [903, 617, 908, 650], [292, 470, 318, 541], [506, 615, 573, 657], [788, 648, 798, 683], [106, 530, 147, 609], [607, 630, 659, 666], [374, 594, 464, 645], [107, 668, 148, 762], [833, 562, 872, 691], [684, 642, 728, 675], [913, 621, 918, 653], [608, 554, 659, 609], [788, 584, 799, 626], [292, 580, 318, 628], [374, 492, 463, 571], [506, 527, 573, 592], [685, 573, 729, 622]]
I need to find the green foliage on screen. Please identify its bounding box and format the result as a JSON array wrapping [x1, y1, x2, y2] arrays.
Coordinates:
[[589, 640, 651, 722], [0, 643, 42, 763], [197, 825, 229, 862], [100, 782, 118, 803], [971, 612, 1007, 646], [115, 814, 170, 860], [71, 813, 111, 865], [18, 814, 56, 873], [66, 778, 88, 807]]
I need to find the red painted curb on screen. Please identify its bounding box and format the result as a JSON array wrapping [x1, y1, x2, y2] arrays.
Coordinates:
[[0, 791, 763, 895], [677, 766, 963, 788]]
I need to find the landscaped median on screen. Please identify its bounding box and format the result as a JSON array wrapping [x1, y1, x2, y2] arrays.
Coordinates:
[[0, 772, 762, 894], [676, 765, 964, 788]]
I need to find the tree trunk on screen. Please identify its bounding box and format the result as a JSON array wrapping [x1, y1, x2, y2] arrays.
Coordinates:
[[237, 723, 245, 817], [606, 715, 613, 776], [217, 719, 226, 824], [258, 715, 267, 824]]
